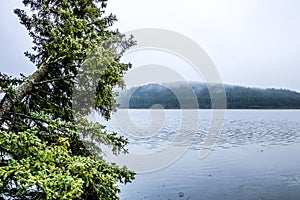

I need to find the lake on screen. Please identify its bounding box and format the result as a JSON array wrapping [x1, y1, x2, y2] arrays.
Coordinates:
[[100, 110, 300, 200]]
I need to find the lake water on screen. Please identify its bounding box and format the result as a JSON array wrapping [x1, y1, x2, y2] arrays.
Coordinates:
[[101, 110, 300, 200]]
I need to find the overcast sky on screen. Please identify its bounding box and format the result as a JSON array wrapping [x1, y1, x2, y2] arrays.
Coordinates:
[[1, 0, 300, 91]]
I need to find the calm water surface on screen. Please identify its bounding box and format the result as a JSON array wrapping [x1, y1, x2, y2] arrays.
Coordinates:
[[103, 110, 300, 200]]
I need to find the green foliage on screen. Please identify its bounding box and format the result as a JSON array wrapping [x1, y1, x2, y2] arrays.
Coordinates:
[[0, 0, 135, 199], [0, 114, 134, 200]]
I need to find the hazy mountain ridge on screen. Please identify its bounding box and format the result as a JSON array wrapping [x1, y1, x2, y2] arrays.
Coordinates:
[[116, 82, 300, 109]]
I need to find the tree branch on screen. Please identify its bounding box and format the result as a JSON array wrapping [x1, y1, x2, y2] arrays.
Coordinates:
[[0, 56, 66, 125], [33, 75, 73, 85]]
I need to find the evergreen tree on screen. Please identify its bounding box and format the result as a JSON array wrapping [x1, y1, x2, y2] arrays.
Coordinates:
[[0, 0, 135, 199]]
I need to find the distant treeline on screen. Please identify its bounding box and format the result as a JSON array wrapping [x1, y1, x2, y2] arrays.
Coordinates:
[[116, 82, 300, 109]]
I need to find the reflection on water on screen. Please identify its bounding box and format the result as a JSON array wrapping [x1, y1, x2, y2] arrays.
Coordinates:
[[103, 110, 300, 200]]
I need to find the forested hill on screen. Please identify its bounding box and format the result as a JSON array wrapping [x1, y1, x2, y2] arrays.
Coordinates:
[[116, 82, 300, 109]]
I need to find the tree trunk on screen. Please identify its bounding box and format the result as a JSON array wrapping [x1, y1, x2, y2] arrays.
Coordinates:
[[0, 62, 49, 125]]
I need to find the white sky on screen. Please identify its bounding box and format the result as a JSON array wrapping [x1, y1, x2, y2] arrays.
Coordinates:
[[1, 0, 300, 91]]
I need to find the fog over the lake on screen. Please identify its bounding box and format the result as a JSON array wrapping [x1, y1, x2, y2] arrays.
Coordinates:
[[1, 0, 300, 92]]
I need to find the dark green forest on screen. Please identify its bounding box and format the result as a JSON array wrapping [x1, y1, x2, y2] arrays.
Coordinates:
[[117, 82, 300, 109]]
